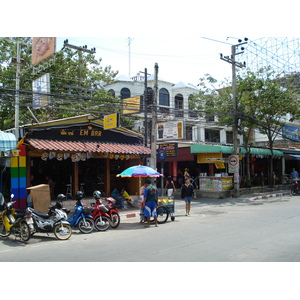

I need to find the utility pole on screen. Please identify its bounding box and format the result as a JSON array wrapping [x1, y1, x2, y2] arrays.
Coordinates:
[[140, 68, 151, 148], [14, 40, 21, 139], [220, 38, 247, 197], [150, 63, 159, 170], [63, 40, 96, 98]]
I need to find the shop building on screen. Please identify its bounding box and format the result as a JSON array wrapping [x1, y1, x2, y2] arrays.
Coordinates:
[[15, 114, 150, 206]]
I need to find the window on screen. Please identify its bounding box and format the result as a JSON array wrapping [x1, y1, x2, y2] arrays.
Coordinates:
[[159, 88, 169, 106], [226, 131, 233, 144], [205, 129, 220, 143], [120, 88, 131, 100], [175, 94, 183, 117], [108, 89, 115, 97]]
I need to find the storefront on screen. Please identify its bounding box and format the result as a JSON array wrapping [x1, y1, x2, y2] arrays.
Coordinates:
[[190, 144, 284, 193], [20, 115, 151, 199], [0, 131, 18, 198]]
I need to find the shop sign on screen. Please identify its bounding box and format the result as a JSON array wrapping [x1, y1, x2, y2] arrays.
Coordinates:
[[158, 143, 178, 158], [122, 96, 141, 115], [103, 113, 119, 130], [157, 121, 184, 140], [197, 153, 222, 163]]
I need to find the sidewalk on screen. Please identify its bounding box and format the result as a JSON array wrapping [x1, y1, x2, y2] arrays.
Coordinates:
[[55, 188, 291, 221]]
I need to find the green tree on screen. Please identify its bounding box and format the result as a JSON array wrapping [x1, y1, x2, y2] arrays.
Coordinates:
[[190, 68, 300, 185], [0, 37, 126, 130]]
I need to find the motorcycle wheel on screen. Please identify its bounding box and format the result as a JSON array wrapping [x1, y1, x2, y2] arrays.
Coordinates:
[[54, 223, 72, 240], [19, 220, 31, 242], [110, 212, 120, 229], [95, 216, 110, 231], [0, 221, 10, 237], [291, 188, 297, 196], [78, 218, 94, 234]]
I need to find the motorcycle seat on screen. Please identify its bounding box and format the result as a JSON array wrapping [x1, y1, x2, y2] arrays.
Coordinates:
[[32, 209, 51, 219]]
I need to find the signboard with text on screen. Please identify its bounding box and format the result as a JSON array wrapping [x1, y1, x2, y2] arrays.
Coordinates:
[[157, 121, 184, 141]]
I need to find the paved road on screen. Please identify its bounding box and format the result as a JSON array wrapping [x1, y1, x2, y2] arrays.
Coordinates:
[[1, 194, 300, 262]]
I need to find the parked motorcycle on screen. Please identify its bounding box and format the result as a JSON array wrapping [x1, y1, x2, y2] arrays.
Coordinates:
[[93, 191, 120, 229], [67, 191, 95, 233], [90, 191, 110, 231], [291, 180, 300, 195], [27, 198, 72, 240], [0, 195, 31, 242]]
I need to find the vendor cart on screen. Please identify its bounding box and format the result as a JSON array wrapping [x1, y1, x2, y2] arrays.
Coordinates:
[[157, 198, 175, 221]]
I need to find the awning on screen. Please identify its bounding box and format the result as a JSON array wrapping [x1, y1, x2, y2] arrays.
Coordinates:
[[190, 144, 233, 154], [240, 147, 283, 156], [26, 139, 151, 155], [190, 144, 283, 156], [0, 131, 17, 152]]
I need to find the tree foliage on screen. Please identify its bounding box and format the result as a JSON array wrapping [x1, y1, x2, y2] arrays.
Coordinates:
[[190, 67, 300, 184], [0, 37, 134, 130]]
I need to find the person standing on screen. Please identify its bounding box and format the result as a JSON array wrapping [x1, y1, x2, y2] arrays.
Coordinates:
[[165, 176, 176, 199], [143, 179, 159, 227], [181, 178, 196, 216], [291, 168, 299, 181]]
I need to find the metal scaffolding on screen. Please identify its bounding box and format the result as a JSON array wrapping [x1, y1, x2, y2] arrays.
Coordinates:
[[239, 37, 300, 78]]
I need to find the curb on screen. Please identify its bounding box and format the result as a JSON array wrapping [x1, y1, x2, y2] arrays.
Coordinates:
[[250, 193, 283, 201], [119, 211, 141, 219]]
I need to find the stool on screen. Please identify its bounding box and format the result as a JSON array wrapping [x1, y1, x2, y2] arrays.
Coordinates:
[[79, 183, 86, 197], [66, 184, 72, 199]]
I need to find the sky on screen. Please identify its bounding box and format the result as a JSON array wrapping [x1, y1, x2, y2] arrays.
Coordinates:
[[56, 36, 241, 86]]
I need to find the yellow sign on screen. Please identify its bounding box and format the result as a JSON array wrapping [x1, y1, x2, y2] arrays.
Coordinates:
[[104, 113, 118, 130], [123, 96, 140, 115], [197, 153, 222, 163], [215, 162, 225, 169]]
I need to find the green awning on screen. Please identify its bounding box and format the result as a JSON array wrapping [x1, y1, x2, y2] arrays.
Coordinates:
[[240, 147, 283, 156], [190, 144, 283, 156], [190, 144, 233, 154]]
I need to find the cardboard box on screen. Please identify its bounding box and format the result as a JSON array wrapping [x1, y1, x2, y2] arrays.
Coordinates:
[[27, 184, 51, 213]]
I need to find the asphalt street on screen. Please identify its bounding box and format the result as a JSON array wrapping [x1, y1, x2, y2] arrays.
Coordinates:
[[1, 192, 300, 262]]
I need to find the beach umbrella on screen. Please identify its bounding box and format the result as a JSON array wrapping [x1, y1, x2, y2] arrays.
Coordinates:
[[117, 165, 162, 200], [116, 165, 162, 177]]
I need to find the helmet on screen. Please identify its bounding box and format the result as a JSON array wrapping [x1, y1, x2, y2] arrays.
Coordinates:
[[93, 190, 101, 199], [76, 191, 84, 200], [57, 194, 66, 202]]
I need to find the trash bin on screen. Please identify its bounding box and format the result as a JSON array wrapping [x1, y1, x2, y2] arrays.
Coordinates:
[[26, 184, 51, 213]]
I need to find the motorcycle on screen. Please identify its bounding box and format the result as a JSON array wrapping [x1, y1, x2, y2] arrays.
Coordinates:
[[67, 191, 95, 234], [291, 180, 300, 195], [93, 191, 120, 229], [90, 191, 110, 231], [0, 195, 31, 242], [27, 198, 72, 240]]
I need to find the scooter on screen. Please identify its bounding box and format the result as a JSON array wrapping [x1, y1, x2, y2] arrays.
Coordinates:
[[93, 191, 120, 229], [27, 199, 72, 240], [291, 180, 300, 195], [0, 194, 31, 242], [67, 191, 95, 233], [90, 191, 110, 231]]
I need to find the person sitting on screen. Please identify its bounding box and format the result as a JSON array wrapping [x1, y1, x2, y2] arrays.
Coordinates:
[[111, 187, 126, 209], [121, 188, 134, 207]]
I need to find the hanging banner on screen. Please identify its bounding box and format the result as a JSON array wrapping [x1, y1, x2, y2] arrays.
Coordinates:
[[32, 37, 56, 66], [32, 73, 50, 109]]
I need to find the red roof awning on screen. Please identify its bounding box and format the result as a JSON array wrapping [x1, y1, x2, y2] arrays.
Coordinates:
[[27, 139, 151, 155]]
